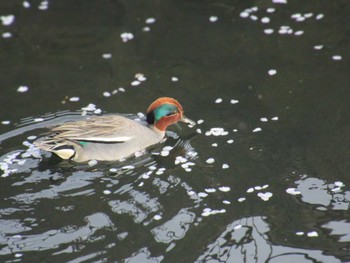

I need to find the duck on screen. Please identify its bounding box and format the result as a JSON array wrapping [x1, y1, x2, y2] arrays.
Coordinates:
[[34, 97, 195, 163]]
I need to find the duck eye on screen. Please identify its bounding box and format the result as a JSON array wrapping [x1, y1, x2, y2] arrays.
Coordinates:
[[166, 111, 177, 116]]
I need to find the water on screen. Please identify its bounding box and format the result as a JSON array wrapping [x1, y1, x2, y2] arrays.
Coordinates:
[[1, 0, 350, 262]]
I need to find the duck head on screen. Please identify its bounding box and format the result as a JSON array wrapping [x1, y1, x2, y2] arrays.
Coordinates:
[[146, 97, 195, 132]]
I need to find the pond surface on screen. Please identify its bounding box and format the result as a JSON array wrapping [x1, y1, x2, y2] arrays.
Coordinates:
[[1, 0, 350, 262]]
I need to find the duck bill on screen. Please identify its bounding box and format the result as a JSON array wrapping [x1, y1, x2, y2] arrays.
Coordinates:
[[180, 115, 196, 126]]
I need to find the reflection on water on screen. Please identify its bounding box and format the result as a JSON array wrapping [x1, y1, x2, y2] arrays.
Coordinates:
[[196, 216, 341, 263], [1, 0, 350, 262], [0, 212, 113, 256], [291, 176, 349, 211]]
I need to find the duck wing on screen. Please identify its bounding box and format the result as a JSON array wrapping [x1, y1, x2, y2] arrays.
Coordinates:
[[51, 115, 142, 143]]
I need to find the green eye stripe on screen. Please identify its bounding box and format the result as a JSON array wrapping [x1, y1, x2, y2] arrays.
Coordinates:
[[153, 104, 178, 122]]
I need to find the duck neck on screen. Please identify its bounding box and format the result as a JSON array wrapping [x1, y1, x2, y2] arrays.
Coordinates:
[[149, 124, 166, 138]]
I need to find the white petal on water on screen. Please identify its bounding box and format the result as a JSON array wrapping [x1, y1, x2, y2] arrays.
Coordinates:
[[261, 17, 270, 23], [34, 118, 44, 122], [313, 45, 323, 50], [230, 99, 239, 104], [2, 32, 12, 38], [118, 87, 125, 92], [246, 187, 254, 193], [135, 73, 147, 82], [294, 30, 304, 36], [120, 32, 134, 42], [291, 13, 302, 19], [209, 16, 218, 22], [122, 165, 135, 170], [206, 158, 215, 164], [316, 13, 324, 20], [201, 211, 211, 217], [223, 200, 231, 204], [282, 25, 294, 34], [307, 231, 318, 237], [253, 127, 262, 133], [102, 92, 111, 98], [148, 165, 157, 171], [23, 1, 31, 8], [264, 28, 274, 35], [156, 169, 165, 175], [304, 13, 313, 18], [171, 76, 179, 82], [266, 8, 275, 13], [218, 186, 231, 192], [1, 171, 10, 177], [215, 98, 223, 104], [334, 181, 344, 187], [272, 0, 287, 4], [69, 97, 80, 102], [17, 86, 29, 93], [238, 197, 246, 202], [240, 11, 249, 18], [268, 69, 277, 75], [205, 188, 216, 193], [102, 53, 112, 59], [196, 128, 202, 134], [163, 146, 173, 151], [1, 15, 15, 26], [183, 164, 192, 171], [187, 150, 198, 158], [271, 116, 279, 121], [332, 55, 342, 61], [286, 188, 301, 195], [260, 117, 268, 122], [175, 156, 187, 165], [331, 187, 341, 192], [187, 190, 196, 196], [197, 119, 204, 124], [145, 17, 156, 24], [206, 127, 228, 136], [131, 80, 141, 86], [81, 103, 96, 111], [103, 190, 112, 195], [234, 224, 242, 230], [0, 162, 9, 171], [227, 139, 234, 144], [211, 143, 218, 147], [250, 15, 258, 21], [198, 192, 208, 198], [222, 164, 229, 169], [160, 150, 170, 157], [153, 214, 162, 220], [296, 231, 304, 236], [1, 120, 10, 125], [14, 253, 23, 258], [142, 173, 150, 179], [257, 192, 273, 201]]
